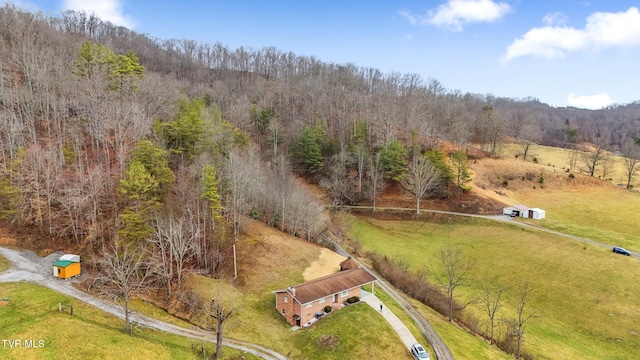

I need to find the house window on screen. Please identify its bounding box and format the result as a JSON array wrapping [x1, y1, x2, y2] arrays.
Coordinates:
[[284, 296, 288, 303], [341, 290, 349, 297], [319, 297, 325, 304], [306, 303, 312, 308]]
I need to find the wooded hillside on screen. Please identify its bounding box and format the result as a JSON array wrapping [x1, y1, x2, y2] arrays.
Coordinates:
[[1, 4, 640, 267]]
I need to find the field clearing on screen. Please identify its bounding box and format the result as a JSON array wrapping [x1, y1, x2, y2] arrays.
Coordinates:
[[0, 282, 254, 360], [347, 214, 640, 360], [499, 143, 640, 188], [471, 146, 640, 251]]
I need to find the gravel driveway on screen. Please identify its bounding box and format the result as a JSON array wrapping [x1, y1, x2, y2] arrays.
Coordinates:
[[0, 247, 287, 360]]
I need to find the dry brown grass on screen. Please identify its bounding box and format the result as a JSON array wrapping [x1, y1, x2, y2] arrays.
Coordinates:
[[303, 248, 345, 281], [0, 236, 16, 245], [469, 156, 612, 206], [235, 219, 325, 290]]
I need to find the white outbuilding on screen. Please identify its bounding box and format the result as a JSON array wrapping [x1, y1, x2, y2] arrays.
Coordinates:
[[524, 208, 546, 219], [503, 204, 528, 217], [503, 205, 546, 219]]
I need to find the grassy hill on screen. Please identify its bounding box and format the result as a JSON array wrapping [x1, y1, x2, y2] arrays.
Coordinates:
[[170, 220, 414, 360], [0, 282, 255, 360], [340, 147, 640, 359], [471, 147, 640, 251], [347, 214, 640, 359]]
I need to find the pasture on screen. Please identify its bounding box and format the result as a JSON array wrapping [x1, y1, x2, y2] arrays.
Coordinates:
[[347, 214, 640, 360]]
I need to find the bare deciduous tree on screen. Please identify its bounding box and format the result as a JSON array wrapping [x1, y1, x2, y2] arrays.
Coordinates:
[[198, 284, 237, 360], [504, 279, 536, 359], [623, 154, 640, 189], [401, 155, 443, 214], [566, 148, 579, 172], [97, 242, 155, 334], [431, 246, 475, 322], [623, 144, 640, 189], [367, 151, 386, 211], [152, 215, 199, 292], [479, 278, 508, 345]]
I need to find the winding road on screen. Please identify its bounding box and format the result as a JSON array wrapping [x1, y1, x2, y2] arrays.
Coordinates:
[[0, 247, 288, 360], [2, 206, 626, 360]]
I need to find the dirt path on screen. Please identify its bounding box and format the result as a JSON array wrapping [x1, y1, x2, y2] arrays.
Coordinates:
[[0, 247, 288, 360]]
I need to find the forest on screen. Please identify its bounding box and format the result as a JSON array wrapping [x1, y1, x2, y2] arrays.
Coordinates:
[[1, 3, 640, 306]]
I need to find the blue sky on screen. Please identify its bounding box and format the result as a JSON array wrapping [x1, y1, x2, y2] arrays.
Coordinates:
[[6, 0, 640, 109]]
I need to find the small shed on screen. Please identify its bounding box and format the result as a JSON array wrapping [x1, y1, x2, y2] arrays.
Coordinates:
[[503, 204, 528, 217], [525, 208, 546, 219], [339, 256, 360, 271], [53, 254, 81, 279]]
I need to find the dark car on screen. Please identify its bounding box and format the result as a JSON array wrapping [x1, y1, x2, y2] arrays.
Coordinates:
[[410, 343, 430, 360], [613, 246, 631, 256]]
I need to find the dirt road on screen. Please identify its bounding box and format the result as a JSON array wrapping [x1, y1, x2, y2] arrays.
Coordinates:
[[0, 247, 287, 360]]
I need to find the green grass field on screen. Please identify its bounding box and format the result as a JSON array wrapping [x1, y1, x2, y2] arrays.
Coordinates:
[[347, 214, 640, 360], [0, 282, 256, 360], [514, 186, 640, 251]]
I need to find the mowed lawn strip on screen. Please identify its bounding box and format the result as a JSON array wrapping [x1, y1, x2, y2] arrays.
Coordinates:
[[0, 282, 255, 360], [348, 215, 640, 360]]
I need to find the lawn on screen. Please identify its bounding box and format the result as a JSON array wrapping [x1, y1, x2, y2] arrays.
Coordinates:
[[0, 282, 255, 360], [143, 220, 415, 360], [347, 214, 640, 360], [184, 274, 412, 360]]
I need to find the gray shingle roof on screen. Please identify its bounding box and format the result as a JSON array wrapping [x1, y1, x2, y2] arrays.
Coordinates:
[[286, 268, 377, 304]]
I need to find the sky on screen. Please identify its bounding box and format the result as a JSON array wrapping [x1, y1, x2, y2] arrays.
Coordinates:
[[5, 0, 640, 110]]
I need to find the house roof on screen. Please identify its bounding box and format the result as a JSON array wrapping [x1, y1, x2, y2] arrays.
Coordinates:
[[339, 257, 359, 270], [284, 268, 377, 304], [53, 260, 75, 268]]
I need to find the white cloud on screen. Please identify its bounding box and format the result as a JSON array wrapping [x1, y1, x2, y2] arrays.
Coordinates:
[[504, 7, 640, 61], [566, 93, 614, 109], [400, 0, 511, 31], [542, 12, 568, 26], [62, 0, 135, 28]]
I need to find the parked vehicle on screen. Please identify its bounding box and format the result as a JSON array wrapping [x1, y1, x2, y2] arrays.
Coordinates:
[[613, 246, 631, 256], [410, 343, 430, 360]]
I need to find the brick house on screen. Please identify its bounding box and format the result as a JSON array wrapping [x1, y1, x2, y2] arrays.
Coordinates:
[[273, 267, 377, 328]]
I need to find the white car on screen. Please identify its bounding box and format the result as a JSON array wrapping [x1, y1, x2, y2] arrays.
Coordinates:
[[410, 343, 430, 360]]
